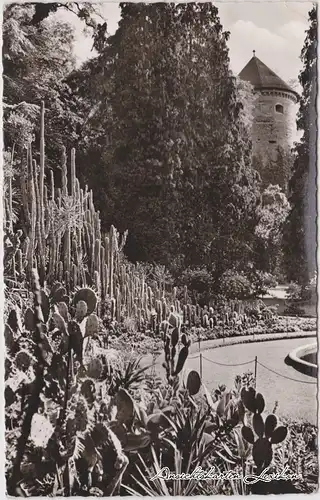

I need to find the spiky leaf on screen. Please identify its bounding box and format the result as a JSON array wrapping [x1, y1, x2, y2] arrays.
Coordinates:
[[74, 288, 97, 315], [217, 392, 232, 417], [57, 302, 69, 322], [85, 314, 99, 337], [7, 308, 22, 334], [24, 308, 36, 331], [253, 413, 265, 438], [186, 370, 201, 395], [40, 290, 50, 322], [242, 425, 255, 444], [138, 407, 148, 427], [255, 393, 265, 414], [252, 437, 272, 468], [52, 287, 67, 304], [75, 300, 88, 322], [265, 414, 278, 438], [271, 426, 288, 444], [86, 358, 103, 379], [116, 388, 134, 424], [52, 312, 67, 334], [171, 327, 179, 346], [241, 387, 256, 413], [203, 384, 215, 409], [68, 321, 83, 360]]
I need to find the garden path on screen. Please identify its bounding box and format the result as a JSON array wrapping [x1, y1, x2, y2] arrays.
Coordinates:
[[142, 333, 317, 424]]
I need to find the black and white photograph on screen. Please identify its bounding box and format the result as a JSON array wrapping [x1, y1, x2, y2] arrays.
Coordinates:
[[2, 0, 318, 496]]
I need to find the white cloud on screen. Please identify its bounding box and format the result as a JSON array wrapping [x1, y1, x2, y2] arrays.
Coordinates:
[[279, 20, 308, 42], [51, 2, 309, 82], [226, 18, 306, 82]]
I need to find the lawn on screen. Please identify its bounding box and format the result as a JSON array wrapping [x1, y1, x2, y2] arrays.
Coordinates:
[[186, 336, 317, 424]]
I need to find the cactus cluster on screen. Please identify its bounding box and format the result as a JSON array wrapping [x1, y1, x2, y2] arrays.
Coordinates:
[[4, 106, 276, 338], [161, 313, 191, 384], [240, 387, 288, 470]]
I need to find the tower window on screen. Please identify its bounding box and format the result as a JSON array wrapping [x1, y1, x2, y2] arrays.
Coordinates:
[[275, 104, 284, 114]]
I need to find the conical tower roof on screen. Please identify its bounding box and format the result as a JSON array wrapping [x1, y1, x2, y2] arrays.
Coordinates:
[[239, 52, 298, 99]]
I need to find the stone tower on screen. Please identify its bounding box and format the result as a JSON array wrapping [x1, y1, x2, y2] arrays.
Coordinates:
[[239, 52, 298, 162]]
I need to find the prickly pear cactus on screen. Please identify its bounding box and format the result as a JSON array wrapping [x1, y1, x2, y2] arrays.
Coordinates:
[[161, 320, 191, 385], [241, 388, 288, 470], [186, 370, 201, 396], [73, 287, 98, 315]]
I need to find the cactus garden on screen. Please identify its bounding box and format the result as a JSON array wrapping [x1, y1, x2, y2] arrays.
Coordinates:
[[3, 2, 317, 497], [3, 109, 317, 496]]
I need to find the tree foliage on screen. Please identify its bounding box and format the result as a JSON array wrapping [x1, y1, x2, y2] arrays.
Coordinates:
[[3, 3, 80, 166], [76, 2, 261, 280], [255, 185, 290, 278], [253, 147, 294, 192], [283, 5, 317, 285]]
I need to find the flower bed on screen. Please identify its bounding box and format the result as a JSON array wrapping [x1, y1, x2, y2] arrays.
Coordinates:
[[191, 315, 316, 342]]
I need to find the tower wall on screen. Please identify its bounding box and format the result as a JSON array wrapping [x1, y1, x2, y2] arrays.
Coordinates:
[[252, 89, 297, 160]]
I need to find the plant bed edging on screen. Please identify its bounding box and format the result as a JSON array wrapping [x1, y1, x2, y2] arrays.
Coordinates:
[[140, 331, 317, 370], [189, 330, 317, 355]]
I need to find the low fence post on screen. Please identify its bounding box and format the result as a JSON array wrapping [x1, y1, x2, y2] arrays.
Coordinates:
[[200, 353, 203, 379], [254, 356, 258, 388]]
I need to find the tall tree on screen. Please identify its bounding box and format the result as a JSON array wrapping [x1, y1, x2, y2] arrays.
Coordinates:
[[3, 3, 79, 167], [283, 5, 317, 285], [253, 147, 294, 192], [255, 185, 290, 278], [82, 2, 260, 277]]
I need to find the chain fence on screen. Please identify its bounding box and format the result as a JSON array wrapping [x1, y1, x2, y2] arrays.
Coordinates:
[[189, 352, 317, 386]]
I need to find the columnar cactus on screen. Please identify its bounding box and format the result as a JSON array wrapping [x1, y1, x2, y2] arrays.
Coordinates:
[[8, 109, 264, 336]]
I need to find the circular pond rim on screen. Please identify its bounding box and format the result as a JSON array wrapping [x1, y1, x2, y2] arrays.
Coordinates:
[[285, 342, 317, 378]]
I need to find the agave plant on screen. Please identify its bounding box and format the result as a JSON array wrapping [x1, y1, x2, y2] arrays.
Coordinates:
[[5, 273, 153, 496], [122, 438, 212, 496], [105, 356, 151, 397]]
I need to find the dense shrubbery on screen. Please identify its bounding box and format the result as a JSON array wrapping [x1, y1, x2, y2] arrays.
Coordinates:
[[178, 267, 215, 306]]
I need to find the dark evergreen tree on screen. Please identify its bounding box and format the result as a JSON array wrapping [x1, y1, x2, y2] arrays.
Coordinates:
[[283, 5, 317, 285], [253, 147, 294, 192], [81, 2, 260, 279]]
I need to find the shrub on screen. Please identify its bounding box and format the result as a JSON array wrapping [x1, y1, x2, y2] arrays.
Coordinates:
[[219, 270, 252, 299], [178, 266, 214, 305], [286, 282, 303, 300], [249, 270, 278, 296]]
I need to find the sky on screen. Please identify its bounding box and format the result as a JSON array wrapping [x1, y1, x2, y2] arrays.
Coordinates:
[[53, 0, 313, 87]]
